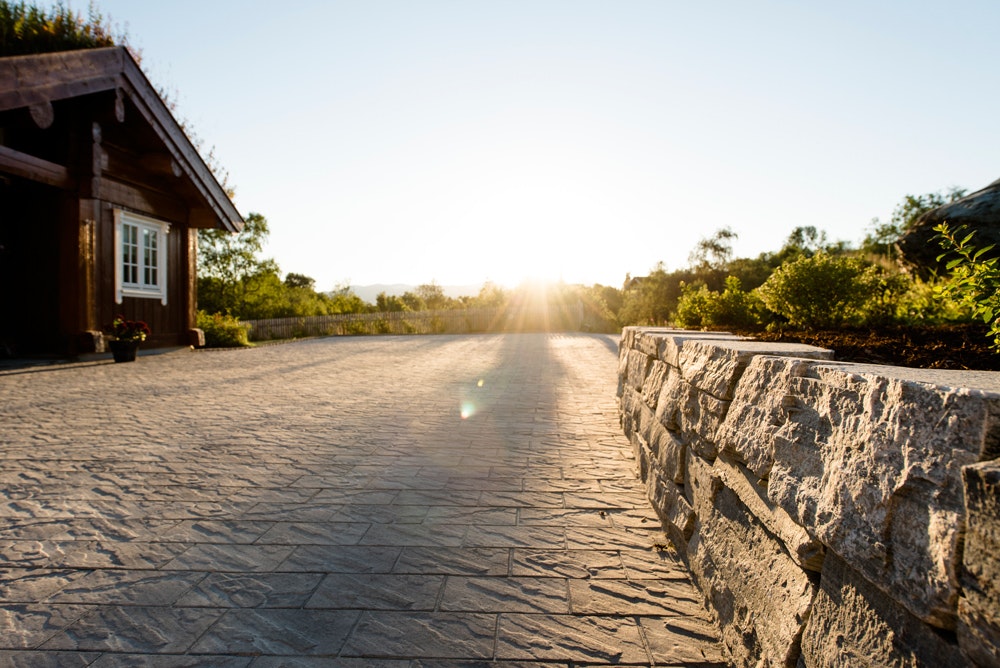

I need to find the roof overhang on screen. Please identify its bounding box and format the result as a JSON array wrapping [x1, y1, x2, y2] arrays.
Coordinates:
[[0, 46, 243, 232]]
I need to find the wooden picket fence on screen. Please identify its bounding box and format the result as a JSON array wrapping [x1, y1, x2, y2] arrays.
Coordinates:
[[243, 303, 591, 342], [244, 307, 501, 341]]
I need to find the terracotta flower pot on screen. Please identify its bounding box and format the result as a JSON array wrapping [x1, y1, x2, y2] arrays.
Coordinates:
[[109, 339, 140, 363]]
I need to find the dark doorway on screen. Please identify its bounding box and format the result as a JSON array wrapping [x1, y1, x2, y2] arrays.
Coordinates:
[[0, 177, 63, 355]]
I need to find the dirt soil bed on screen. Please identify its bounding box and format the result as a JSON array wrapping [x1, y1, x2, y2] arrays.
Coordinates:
[[735, 324, 1000, 371]]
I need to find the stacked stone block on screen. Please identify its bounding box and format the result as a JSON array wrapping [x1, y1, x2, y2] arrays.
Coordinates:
[[618, 327, 1000, 668]]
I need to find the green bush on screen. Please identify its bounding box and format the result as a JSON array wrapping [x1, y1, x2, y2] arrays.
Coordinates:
[[196, 311, 250, 348], [934, 223, 1000, 350], [892, 275, 968, 324], [675, 277, 762, 329], [756, 253, 882, 329]]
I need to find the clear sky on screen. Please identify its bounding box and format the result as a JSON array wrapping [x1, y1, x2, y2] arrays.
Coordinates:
[[70, 0, 1000, 291]]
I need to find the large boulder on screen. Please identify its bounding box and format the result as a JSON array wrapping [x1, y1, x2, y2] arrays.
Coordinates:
[[897, 178, 1000, 275]]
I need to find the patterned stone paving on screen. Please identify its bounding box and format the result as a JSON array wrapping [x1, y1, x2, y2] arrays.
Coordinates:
[[0, 333, 727, 666]]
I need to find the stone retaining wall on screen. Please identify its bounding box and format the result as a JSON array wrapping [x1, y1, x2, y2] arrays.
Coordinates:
[[617, 326, 999, 668]]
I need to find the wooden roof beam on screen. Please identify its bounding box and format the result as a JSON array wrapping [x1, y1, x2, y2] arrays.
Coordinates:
[[0, 144, 73, 189]]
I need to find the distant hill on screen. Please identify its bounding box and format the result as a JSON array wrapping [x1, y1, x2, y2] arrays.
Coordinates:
[[349, 284, 484, 304]]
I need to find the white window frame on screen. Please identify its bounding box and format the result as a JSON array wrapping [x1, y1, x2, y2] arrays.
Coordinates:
[[115, 210, 169, 305]]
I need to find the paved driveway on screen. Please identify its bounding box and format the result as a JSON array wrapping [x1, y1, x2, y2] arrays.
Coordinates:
[[0, 333, 725, 666]]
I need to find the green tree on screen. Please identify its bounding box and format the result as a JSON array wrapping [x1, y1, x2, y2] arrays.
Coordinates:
[[327, 285, 370, 314], [416, 283, 450, 310], [284, 273, 316, 290], [197, 212, 280, 317], [861, 188, 967, 258], [400, 291, 426, 311], [618, 263, 695, 325], [376, 292, 409, 312], [688, 227, 737, 271], [474, 282, 509, 308]]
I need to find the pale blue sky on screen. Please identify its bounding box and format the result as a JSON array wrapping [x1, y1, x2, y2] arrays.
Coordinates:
[[74, 0, 999, 290]]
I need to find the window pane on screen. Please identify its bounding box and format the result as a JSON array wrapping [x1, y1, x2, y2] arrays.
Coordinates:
[[118, 215, 166, 299], [122, 223, 139, 286]]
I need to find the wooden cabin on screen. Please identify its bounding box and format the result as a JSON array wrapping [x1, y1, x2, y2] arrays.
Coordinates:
[[0, 46, 243, 356]]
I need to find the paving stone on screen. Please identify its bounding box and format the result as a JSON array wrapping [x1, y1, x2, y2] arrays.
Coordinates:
[[618, 548, 694, 581], [440, 576, 570, 613], [255, 521, 372, 546], [478, 491, 565, 508], [91, 655, 251, 667], [341, 611, 496, 659], [463, 525, 566, 549], [162, 544, 295, 572], [0, 334, 721, 664], [425, 507, 519, 525], [307, 573, 446, 610], [0, 651, 103, 667], [568, 578, 707, 616], [45, 570, 205, 605], [40, 606, 223, 653], [190, 608, 360, 655], [175, 572, 323, 608], [251, 659, 404, 668], [393, 547, 510, 576], [494, 613, 648, 663], [329, 504, 430, 524], [277, 545, 403, 573], [639, 616, 729, 666], [359, 523, 467, 548], [152, 519, 274, 544], [510, 550, 625, 579], [517, 508, 610, 527], [564, 525, 662, 551], [0, 604, 95, 649], [0, 569, 86, 602]]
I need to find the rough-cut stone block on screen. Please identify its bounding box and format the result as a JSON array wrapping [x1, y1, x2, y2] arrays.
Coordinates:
[[768, 363, 1000, 629], [686, 528, 763, 668], [684, 448, 715, 514], [679, 340, 833, 401], [619, 327, 636, 354], [655, 365, 685, 430], [656, 332, 741, 368], [714, 453, 824, 573], [646, 472, 695, 551], [641, 359, 670, 410], [676, 381, 729, 460], [633, 431, 652, 483], [650, 420, 685, 483], [686, 453, 816, 667], [958, 460, 1000, 667], [636, 397, 659, 446], [716, 356, 815, 479], [625, 349, 651, 393], [619, 387, 642, 440], [634, 328, 669, 358], [800, 551, 969, 668]]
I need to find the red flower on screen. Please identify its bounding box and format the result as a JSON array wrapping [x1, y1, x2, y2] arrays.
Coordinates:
[[106, 315, 150, 342]]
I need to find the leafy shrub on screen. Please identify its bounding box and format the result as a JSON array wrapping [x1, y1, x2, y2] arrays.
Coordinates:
[[756, 253, 882, 328], [675, 277, 763, 329], [893, 275, 968, 324], [196, 311, 250, 348], [933, 223, 1000, 350]]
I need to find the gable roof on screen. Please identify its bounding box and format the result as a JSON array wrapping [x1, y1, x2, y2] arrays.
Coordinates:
[[0, 46, 243, 232]]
